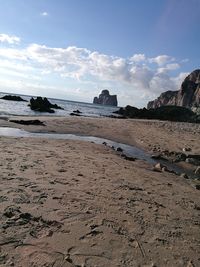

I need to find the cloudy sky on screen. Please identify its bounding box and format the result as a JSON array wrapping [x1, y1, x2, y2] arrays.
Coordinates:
[[0, 0, 199, 107]]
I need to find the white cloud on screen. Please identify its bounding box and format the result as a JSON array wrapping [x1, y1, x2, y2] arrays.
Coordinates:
[[40, 12, 49, 16], [171, 72, 189, 88], [129, 65, 154, 88], [130, 53, 146, 62], [0, 38, 189, 106], [165, 63, 180, 70], [0, 48, 27, 60], [149, 55, 174, 66], [24, 44, 183, 95], [157, 63, 180, 73], [0, 33, 20, 44], [149, 72, 176, 94], [181, 58, 189, 63], [0, 59, 34, 72], [0, 59, 41, 81]]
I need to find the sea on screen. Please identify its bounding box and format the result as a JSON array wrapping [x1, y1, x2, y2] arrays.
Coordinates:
[[0, 92, 119, 118]]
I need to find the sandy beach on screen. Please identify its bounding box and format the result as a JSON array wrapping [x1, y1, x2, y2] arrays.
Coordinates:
[[0, 116, 200, 267]]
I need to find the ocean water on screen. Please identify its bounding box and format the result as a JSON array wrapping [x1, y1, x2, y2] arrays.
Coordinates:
[[0, 92, 119, 117]]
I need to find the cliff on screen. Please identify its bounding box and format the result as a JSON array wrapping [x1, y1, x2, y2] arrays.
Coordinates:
[[93, 90, 118, 106], [147, 69, 200, 109]]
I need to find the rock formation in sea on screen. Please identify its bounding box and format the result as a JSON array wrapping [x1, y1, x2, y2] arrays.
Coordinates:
[[93, 90, 118, 106], [29, 97, 63, 113], [1, 95, 27, 102], [147, 69, 200, 109]]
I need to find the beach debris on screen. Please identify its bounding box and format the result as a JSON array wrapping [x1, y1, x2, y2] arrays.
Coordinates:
[[29, 97, 63, 113], [9, 119, 45, 126]]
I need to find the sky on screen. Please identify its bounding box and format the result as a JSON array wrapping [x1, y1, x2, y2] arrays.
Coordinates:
[[0, 0, 199, 107]]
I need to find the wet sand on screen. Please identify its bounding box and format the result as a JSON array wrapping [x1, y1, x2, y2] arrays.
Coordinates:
[[0, 116, 200, 266]]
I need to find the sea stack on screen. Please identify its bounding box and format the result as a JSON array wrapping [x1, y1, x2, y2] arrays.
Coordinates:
[[93, 90, 118, 106], [147, 69, 200, 109]]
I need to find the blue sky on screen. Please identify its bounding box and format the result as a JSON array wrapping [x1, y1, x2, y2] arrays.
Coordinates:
[[0, 0, 199, 107]]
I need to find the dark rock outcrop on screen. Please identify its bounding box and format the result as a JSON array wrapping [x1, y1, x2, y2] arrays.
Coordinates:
[[1, 95, 27, 102], [73, 109, 82, 114], [93, 90, 118, 106], [70, 112, 81, 116], [29, 97, 63, 113], [9, 119, 45, 126], [114, 105, 199, 123], [147, 69, 200, 109]]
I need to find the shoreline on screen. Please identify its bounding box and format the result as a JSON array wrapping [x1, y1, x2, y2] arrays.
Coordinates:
[[1, 115, 200, 150], [1, 115, 200, 178], [0, 115, 200, 266]]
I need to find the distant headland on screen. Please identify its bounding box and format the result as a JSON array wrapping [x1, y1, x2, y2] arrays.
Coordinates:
[[93, 90, 118, 106]]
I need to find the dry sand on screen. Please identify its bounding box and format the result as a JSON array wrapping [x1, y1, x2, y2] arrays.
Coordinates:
[[0, 116, 200, 267]]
